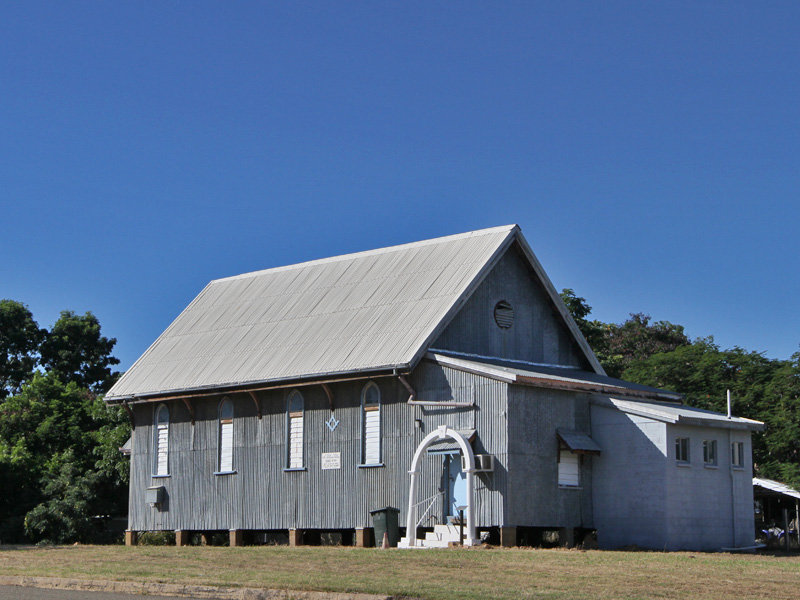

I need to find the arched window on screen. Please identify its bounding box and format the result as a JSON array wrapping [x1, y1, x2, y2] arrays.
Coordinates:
[[287, 391, 304, 469], [361, 382, 381, 465], [153, 404, 169, 476], [218, 398, 234, 472]]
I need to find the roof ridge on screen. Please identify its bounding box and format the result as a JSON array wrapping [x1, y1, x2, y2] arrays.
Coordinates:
[[214, 224, 518, 283]]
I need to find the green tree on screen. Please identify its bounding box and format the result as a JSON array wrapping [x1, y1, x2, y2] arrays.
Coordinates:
[[40, 310, 121, 394], [559, 290, 690, 377], [0, 373, 129, 543], [603, 313, 690, 378], [560, 289, 608, 355], [758, 351, 800, 489], [0, 299, 45, 399]]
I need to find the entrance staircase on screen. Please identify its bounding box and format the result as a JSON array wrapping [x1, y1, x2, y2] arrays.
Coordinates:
[[398, 524, 465, 548]]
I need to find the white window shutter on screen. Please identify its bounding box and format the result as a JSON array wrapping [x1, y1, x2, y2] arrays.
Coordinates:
[[289, 414, 304, 468], [558, 450, 579, 487], [220, 420, 233, 472], [156, 424, 169, 476], [364, 408, 380, 464]]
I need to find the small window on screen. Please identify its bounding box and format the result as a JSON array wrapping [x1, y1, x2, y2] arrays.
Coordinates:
[[731, 441, 744, 468], [218, 398, 234, 473], [675, 437, 690, 464], [153, 404, 169, 476], [287, 391, 304, 469], [703, 439, 717, 466], [558, 443, 580, 487], [494, 300, 514, 329], [361, 382, 381, 465]]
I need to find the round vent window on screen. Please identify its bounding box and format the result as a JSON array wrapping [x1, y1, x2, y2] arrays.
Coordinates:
[[494, 300, 514, 329]]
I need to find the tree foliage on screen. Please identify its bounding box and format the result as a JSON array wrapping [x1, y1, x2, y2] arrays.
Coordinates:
[[0, 299, 46, 399], [40, 310, 121, 394], [0, 303, 128, 543]]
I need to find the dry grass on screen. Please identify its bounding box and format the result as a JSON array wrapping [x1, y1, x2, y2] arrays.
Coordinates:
[[1, 544, 798, 600]]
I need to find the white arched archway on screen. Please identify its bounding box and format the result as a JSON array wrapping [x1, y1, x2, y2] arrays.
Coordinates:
[[402, 425, 479, 547]]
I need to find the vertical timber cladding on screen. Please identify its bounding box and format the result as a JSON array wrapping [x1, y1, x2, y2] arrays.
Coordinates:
[[432, 243, 588, 369], [506, 385, 594, 530], [410, 360, 509, 528]]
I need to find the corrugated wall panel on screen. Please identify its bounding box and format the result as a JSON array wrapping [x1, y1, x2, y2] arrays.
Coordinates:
[[506, 385, 594, 529], [432, 245, 587, 369], [127, 364, 509, 533]]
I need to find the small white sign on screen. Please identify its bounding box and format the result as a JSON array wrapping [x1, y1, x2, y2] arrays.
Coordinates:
[[321, 452, 341, 470]]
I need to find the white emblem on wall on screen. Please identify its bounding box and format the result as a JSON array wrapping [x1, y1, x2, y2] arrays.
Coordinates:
[[321, 452, 341, 470], [325, 414, 339, 432]]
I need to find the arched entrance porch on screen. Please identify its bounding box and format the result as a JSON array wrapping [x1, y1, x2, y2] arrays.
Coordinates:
[[400, 425, 480, 547]]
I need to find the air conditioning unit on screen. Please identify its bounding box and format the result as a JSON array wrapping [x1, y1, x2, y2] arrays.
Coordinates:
[[462, 454, 494, 472]]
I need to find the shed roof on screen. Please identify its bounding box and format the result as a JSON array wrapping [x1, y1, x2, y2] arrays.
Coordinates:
[[753, 477, 800, 500], [106, 225, 601, 403], [593, 397, 765, 431], [426, 351, 682, 402]]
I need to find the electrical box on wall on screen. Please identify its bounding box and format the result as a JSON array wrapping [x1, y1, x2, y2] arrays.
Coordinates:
[[146, 486, 165, 507]]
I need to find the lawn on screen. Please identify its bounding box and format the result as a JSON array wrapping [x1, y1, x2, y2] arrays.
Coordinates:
[[0, 544, 798, 600]]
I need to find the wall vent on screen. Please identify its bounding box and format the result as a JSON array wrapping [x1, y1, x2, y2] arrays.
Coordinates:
[[494, 301, 514, 329]]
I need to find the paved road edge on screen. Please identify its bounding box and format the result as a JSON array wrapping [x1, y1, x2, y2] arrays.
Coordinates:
[[0, 576, 415, 600]]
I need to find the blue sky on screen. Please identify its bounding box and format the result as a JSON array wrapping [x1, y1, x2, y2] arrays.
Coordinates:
[[2, 2, 798, 371]]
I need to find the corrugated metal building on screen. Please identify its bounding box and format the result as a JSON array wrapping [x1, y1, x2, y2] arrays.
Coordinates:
[[106, 225, 763, 550]]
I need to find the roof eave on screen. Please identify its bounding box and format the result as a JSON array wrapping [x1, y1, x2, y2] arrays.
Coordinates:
[[591, 397, 765, 431], [104, 363, 408, 405]]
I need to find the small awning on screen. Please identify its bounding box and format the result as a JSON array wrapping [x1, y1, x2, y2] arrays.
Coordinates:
[[427, 429, 476, 455], [557, 429, 601, 455]]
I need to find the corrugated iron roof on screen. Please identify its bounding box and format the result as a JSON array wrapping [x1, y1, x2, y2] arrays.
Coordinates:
[[557, 428, 602, 454], [753, 477, 800, 500], [107, 225, 536, 401], [426, 351, 682, 401]]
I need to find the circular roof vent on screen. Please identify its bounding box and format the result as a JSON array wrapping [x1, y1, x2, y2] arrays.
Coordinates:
[[494, 300, 514, 329]]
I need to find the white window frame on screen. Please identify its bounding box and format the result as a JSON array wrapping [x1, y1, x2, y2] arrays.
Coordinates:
[[286, 390, 305, 471], [217, 397, 235, 474], [153, 403, 170, 477], [360, 381, 382, 467], [558, 442, 580, 488], [675, 437, 690, 464], [731, 441, 745, 468], [703, 439, 717, 467]]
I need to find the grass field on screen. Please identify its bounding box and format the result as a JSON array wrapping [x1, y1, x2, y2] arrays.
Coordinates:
[[1, 544, 798, 600]]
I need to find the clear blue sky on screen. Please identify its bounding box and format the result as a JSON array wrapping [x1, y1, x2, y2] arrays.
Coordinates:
[[2, 2, 798, 371]]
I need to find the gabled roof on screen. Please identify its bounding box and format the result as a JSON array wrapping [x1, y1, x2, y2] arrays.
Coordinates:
[[592, 397, 765, 431], [105, 225, 602, 403]]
